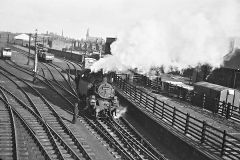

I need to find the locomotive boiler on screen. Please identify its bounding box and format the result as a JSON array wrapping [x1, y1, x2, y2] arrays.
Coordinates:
[[77, 69, 119, 118]]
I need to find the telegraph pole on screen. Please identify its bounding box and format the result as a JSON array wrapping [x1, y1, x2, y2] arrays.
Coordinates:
[[33, 29, 38, 83], [7, 34, 9, 44], [27, 33, 32, 65]]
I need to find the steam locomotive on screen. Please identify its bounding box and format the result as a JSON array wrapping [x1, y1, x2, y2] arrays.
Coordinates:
[[77, 69, 119, 118]]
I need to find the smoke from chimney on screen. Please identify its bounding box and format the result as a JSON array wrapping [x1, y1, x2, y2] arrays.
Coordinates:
[[91, 0, 240, 73]]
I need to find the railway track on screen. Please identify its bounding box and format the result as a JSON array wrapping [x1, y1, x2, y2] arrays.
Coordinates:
[[0, 86, 68, 160], [9, 47, 77, 98], [53, 58, 168, 160], [0, 90, 18, 160], [5, 60, 78, 106], [47, 62, 77, 95], [111, 118, 167, 160], [8, 62, 145, 159], [97, 118, 167, 160], [78, 116, 133, 160], [7, 48, 136, 160], [10, 46, 81, 103], [7, 46, 168, 160], [0, 67, 95, 159], [78, 116, 167, 160], [0, 89, 53, 160], [39, 62, 77, 98]]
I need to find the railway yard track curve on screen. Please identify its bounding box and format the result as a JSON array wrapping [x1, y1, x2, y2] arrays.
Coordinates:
[[0, 46, 172, 160]]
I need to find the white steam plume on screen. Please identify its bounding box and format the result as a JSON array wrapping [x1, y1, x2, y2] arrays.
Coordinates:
[[113, 107, 127, 119], [91, 0, 240, 73]]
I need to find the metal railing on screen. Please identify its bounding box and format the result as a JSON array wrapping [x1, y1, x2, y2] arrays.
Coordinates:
[[113, 74, 240, 160]]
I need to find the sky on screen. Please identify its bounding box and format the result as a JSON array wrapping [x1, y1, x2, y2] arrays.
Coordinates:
[[2, 0, 240, 72], [0, 0, 165, 39]]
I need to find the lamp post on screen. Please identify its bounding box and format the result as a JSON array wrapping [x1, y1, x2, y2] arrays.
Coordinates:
[[33, 29, 38, 83]]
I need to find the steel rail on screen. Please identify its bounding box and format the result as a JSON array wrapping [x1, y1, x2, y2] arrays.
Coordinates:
[[109, 118, 167, 160], [0, 89, 53, 160], [0, 63, 94, 160], [97, 119, 146, 160], [79, 116, 133, 160], [115, 117, 167, 160], [0, 89, 19, 160], [0, 85, 65, 160], [47, 62, 77, 95]]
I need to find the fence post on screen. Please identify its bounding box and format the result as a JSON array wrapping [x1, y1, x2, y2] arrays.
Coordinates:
[[220, 130, 227, 157], [201, 121, 207, 144], [202, 94, 206, 109], [178, 87, 181, 99], [213, 98, 219, 114], [122, 79, 124, 90], [168, 84, 171, 96], [130, 85, 132, 97], [162, 102, 165, 119], [226, 103, 231, 119], [221, 101, 226, 116], [191, 92, 195, 104], [146, 77, 149, 87], [157, 79, 161, 93], [153, 98, 156, 114], [140, 91, 142, 104], [145, 94, 148, 108], [184, 113, 190, 134], [119, 78, 122, 89], [113, 74, 116, 83], [150, 80, 153, 89], [134, 86, 137, 100], [172, 107, 176, 126], [113, 73, 116, 83], [143, 76, 147, 86], [122, 79, 125, 91]]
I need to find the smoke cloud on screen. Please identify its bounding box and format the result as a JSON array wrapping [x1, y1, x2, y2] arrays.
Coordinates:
[[91, 0, 240, 73], [113, 107, 127, 119]]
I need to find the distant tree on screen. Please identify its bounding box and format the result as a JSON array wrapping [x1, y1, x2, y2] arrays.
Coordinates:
[[159, 65, 165, 74], [96, 44, 99, 51], [168, 66, 180, 75], [198, 63, 213, 80], [182, 65, 194, 77]]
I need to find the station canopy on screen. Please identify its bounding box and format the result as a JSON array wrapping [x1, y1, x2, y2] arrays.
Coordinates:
[[14, 33, 33, 41]]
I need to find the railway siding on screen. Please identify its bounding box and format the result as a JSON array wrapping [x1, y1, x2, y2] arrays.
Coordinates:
[[0, 98, 17, 160], [0, 45, 116, 160], [0, 64, 95, 160]]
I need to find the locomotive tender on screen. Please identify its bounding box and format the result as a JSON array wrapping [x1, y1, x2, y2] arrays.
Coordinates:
[[77, 69, 119, 118]]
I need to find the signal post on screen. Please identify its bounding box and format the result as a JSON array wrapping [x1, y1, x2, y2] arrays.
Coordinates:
[[33, 29, 38, 83]]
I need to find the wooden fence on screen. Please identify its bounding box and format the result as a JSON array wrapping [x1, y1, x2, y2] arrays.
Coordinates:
[[130, 72, 240, 123], [113, 74, 240, 160]]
